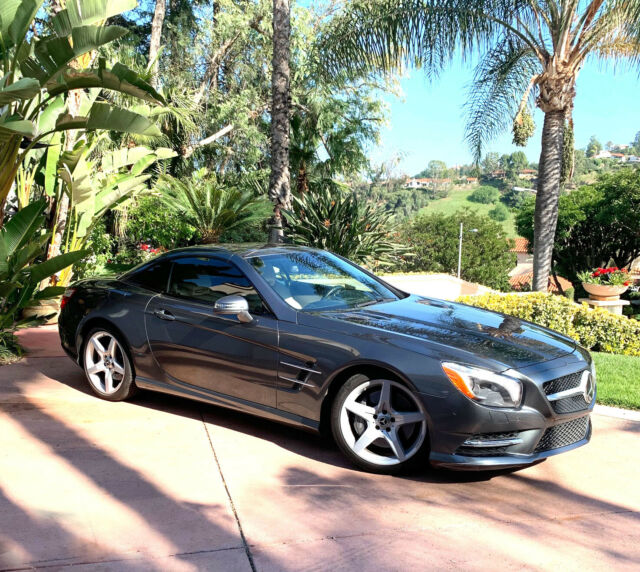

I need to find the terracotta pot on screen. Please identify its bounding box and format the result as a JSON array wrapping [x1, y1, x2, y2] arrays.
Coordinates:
[[582, 282, 629, 301]]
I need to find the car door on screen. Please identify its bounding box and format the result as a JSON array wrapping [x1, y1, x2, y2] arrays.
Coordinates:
[[144, 255, 278, 408]]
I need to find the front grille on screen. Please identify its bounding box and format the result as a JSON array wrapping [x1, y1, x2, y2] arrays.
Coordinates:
[[534, 416, 590, 453], [543, 371, 583, 395], [551, 394, 589, 414]]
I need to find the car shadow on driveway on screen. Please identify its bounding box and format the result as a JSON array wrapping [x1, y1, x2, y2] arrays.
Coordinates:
[[17, 357, 599, 485]]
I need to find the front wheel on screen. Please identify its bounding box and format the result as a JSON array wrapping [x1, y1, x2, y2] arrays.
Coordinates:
[[331, 375, 429, 473], [83, 328, 136, 401]]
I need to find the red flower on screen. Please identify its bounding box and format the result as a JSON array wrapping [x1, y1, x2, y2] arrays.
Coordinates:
[[140, 244, 149, 251]]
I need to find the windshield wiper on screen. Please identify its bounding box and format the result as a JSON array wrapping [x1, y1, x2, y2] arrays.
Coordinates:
[[355, 297, 395, 308]]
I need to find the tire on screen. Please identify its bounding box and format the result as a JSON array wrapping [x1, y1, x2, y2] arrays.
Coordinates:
[[331, 374, 429, 474], [82, 327, 137, 402]]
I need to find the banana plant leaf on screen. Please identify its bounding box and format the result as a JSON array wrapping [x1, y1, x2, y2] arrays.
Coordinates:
[[86, 102, 161, 136], [53, 102, 162, 137], [0, 199, 47, 262], [0, 77, 40, 105], [27, 249, 89, 283], [66, 0, 137, 27], [8, 0, 44, 48], [34, 286, 66, 300], [0, 0, 22, 49], [21, 25, 129, 85], [44, 134, 62, 197], [0, 117, 36, 139], [46, 63, 164, 105]]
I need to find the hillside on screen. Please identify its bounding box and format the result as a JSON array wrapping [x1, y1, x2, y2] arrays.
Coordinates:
[[416, 186, 518, 237]]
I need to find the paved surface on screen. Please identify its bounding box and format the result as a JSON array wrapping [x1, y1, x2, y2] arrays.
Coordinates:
[[379, 274, 494, 300], [1, 326, 639, 571]]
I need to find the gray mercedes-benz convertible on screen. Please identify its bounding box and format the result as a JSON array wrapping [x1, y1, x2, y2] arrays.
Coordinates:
[[59, 244, 595, 473]]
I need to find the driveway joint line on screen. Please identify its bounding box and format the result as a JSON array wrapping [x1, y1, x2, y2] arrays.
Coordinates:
[[200, 409, 257, 572], [2, 545, 249, 571]]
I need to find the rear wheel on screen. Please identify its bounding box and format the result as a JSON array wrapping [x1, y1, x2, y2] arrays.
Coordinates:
[[331, 374, 428, 473], [83, 328, 136, 401]]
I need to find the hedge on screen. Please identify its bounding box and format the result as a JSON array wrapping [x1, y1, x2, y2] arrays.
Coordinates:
[[456, 292, 640, 357]]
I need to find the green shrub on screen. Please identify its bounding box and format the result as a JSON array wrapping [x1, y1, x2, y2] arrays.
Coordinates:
[[468, 185, 500, 204], [489, 203, 509, 221], [401, 210, 515, 290], [126, 195, 195, 249], [74, 220, 116, 279], [456, 292, 640, 356]]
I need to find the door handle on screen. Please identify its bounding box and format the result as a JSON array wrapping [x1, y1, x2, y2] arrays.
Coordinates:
[[154, 309, 176, 321]]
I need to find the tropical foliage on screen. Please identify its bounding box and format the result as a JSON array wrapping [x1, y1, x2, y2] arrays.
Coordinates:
[[284, 181, 399, 268], [319, 0, 640, 291], [401, 210, 515, 290], [0, 0, 165, 220], [158, 169, 271, 244], [0, 200, 88, 348], [516, 169, 640, 282]]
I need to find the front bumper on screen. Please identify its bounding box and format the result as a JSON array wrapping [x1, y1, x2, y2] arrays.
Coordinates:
[[422, 353, 595, 470], [429, 416, 592, 470]]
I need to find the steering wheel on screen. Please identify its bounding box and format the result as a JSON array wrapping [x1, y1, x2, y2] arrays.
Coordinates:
[[324, 285, 344, 299]]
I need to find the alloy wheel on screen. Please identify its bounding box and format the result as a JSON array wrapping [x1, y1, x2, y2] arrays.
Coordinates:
[[84, 331, 127, 395], [339, 379, 427, 466]]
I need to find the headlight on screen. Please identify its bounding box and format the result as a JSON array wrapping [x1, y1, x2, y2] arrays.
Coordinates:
[[589, 359, 597, 382], [441, 362, 523, 408]]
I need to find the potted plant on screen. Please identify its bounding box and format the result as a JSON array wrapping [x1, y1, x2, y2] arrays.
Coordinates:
[[577, 267, 631, 300]]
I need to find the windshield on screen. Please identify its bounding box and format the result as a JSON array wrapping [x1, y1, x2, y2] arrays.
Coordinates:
[[247, 250, 400, 311]]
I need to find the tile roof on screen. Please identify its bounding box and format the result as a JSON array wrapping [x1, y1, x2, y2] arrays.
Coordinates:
[[509, 271, 573, 293], [510, 237, 530, 253]]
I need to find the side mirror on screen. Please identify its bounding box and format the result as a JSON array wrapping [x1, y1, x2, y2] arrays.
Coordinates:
[[214, 295, 253, 323]]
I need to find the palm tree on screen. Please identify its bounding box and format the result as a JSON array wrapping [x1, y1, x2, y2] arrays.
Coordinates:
[[159, 169, 271, 244], [268, 0, 292, 243], [319, 0, 640, 290]]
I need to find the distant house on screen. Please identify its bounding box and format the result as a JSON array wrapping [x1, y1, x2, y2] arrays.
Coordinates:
[[490, 169, 506, 179], [404, 177, 451, 189], [464, 176, 478, 185], [610, 152, 626, 160], [628, 156, 640, 163], [519, 169, 537, 181], [510, 238, 533, 267], [594, 150, 612, 159]]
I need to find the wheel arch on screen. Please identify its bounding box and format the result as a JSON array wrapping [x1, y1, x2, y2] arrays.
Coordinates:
[[318, 361, 420, 436], [77, 317, 135, 374]]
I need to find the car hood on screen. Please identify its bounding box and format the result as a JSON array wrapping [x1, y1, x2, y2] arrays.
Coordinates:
[[314, 295, 576, 370]]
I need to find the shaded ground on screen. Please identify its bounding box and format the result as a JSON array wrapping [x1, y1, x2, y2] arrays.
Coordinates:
[[1, 326, 639, 570]]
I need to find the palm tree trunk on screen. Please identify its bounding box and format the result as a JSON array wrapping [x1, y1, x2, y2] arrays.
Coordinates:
[[532, 110, 565, 292], [149, 0, 167, 90], [268, 0, 291, 244]]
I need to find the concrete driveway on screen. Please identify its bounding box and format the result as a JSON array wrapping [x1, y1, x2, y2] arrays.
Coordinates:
[[1, 326, 639, 571]]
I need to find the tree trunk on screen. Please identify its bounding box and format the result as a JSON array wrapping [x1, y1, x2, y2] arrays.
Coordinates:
[[149, 0, 167, 90], [532, 110, 565, 291], [268, 0, 291, 244]]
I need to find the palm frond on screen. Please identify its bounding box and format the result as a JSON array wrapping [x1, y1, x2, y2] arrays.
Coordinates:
[[465, 35, 540, 161]]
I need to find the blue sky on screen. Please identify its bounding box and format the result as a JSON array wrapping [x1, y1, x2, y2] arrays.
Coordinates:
[[369, 59, 640, 177]]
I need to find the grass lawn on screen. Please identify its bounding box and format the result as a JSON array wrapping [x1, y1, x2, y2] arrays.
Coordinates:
[[416, 186, 518, 237], [592, 352, 640, 410]]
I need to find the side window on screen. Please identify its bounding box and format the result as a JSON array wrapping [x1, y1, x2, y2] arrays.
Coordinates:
[[168, 257, 268, 314], [124, 260, 171, 292]]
